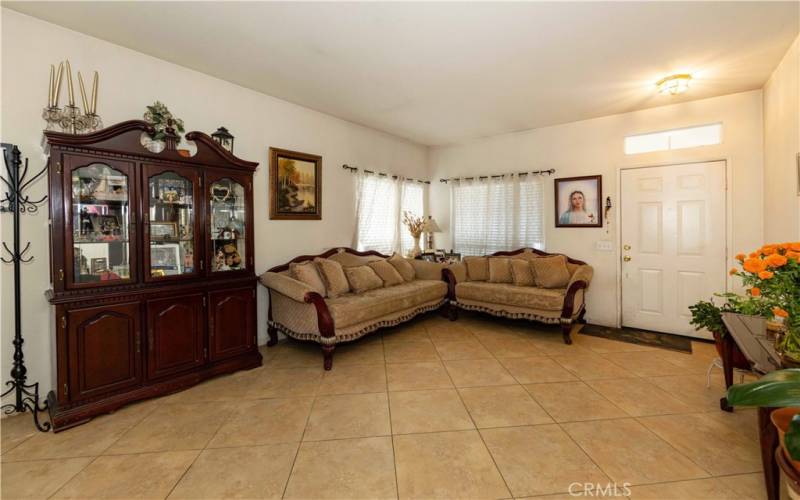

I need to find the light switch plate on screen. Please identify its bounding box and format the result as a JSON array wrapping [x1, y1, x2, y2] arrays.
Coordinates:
[[595, 240, 614, 252]]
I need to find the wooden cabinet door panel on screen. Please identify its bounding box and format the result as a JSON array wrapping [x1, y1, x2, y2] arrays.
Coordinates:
[[67, 302, 142, 400], [208, 287, 255, 361], [146, 294, 205, 379]]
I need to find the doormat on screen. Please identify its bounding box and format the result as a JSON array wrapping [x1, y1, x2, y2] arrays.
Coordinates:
[[579, 324, 693, 353]]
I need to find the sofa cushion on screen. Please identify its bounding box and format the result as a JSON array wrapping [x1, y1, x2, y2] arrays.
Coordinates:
[[289, 261, 326, 296], [488, 257, 513, 283], [464, 256, 489, 281], [368, 259, 405, 287], [509, 258, 535, 286], [388, 253, 415, 282], [328, 251, 383, 267], [314, 258, 351, 298], [530, 254, 571, 289], [344, 265, 384, 294], [455, 281, 566, 310], [327, 280, 447, 329], [410, 259, 445, 281]]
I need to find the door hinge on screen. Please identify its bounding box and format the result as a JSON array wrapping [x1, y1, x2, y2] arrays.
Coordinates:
[[60, 316, 66, 329], [56, 162, 62, 175], [202, 296, 207, 307], [199, 260, 204, 271], [58, 269, 64, 281], [63, 383, 68, 396], [203, 347, 208, 359]]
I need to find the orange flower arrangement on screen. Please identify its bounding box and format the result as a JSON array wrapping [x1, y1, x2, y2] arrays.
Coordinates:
[[728, 241, 799, 354]]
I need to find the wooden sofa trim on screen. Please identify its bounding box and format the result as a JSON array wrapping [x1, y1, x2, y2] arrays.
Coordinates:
[[443, 248, 589, 344]]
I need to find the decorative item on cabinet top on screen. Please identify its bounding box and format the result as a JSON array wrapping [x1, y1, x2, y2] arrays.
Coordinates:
[[212, 127, 235, 153], [43, 60, 102, 134]]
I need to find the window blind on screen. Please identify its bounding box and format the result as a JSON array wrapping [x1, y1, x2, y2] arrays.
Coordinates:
[[452, 174, 544, 256], [354, 173, 425, 255]]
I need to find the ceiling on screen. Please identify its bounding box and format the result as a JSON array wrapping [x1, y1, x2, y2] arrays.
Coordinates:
[[6, 1, 799, 146]]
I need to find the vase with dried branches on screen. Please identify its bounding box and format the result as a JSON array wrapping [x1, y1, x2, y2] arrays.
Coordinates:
[[402, 211, 425, 257]]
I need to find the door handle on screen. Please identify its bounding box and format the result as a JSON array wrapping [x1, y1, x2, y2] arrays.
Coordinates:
[[623, 244, 631, 251], [623, 256, 632, 262]]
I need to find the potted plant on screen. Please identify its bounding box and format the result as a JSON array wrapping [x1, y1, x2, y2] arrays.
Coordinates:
[[728, 243, 800, 364], [726, 369, 800, 496], [689, 299, 750, 369]]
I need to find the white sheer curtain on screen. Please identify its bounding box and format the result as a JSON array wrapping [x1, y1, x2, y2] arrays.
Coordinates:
[[451, 174, 545, 256], [353, 172, 425, 255]]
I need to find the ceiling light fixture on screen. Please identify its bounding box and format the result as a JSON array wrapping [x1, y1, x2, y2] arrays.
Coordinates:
[[656, 74, 692, 95]]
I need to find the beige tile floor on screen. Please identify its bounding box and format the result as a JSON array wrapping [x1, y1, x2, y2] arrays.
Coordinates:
[[0, 312, 773, 499]]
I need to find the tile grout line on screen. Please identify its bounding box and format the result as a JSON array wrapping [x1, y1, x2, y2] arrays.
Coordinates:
[[280, 359, 323, 500], [382, 333, 401, 500], [434, 324, 515, 499]]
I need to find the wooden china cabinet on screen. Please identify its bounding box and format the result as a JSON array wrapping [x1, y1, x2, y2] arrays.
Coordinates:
[[44, 120, 261, 431]]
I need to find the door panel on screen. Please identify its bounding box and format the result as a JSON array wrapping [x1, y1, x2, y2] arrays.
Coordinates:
[[67, 302, 142, 400], [146, 294, 205, 379], [208, 287, 255, 361], [621, 161, 726, 337]]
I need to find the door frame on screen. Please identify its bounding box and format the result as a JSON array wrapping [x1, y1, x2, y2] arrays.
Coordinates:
[[614, 157, 732, 332]]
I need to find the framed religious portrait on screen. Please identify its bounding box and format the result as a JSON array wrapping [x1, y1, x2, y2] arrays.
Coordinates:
[[269, 147, 322, 220], [554, 175, 602, 228]]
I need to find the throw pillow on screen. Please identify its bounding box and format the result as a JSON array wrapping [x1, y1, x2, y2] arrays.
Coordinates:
[[530, 254, 571, 289], [488, 257, 513, 283], [464, 256, 489, 281], [344, 265, 384, 294], [509, 258, 535, 286], [289, 261, 326, 295], [388, 253, 415, 282], [368, 259, 405, 287], [313, 258, 351, 298]]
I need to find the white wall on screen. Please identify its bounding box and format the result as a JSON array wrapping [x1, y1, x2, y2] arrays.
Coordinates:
[[430, 91, 765, 328], [763, 34, 800, 242], [0, 10, 427, 397]]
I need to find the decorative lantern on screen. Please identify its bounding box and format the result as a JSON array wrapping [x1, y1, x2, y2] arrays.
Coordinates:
[[212, 126, 234, 153]]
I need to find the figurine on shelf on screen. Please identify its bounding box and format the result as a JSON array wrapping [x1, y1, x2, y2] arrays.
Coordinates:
[[214, 248, 226, 271], [79, 207, 92, 235], [223, 243, 242, 269]]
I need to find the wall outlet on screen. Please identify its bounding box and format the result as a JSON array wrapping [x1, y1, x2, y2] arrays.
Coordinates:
[[595, 240, 614, 252]]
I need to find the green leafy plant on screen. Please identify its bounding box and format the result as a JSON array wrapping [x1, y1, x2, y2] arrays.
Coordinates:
[[143, 101, 185, 141], [689, 299, 728, 335], [726, 369, 800, 459]]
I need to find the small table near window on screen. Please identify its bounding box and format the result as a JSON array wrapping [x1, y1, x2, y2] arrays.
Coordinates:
[[720, 313, 784, 500]]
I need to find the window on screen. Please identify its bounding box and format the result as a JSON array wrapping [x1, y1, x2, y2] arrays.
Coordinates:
[[451, 174, 544, 256], [624, 123, 722, 155], [354, 173, 426, 255]]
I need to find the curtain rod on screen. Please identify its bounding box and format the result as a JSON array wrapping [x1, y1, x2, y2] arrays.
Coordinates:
[[439, 169, 556, 183], [342, 164, 431, 184]]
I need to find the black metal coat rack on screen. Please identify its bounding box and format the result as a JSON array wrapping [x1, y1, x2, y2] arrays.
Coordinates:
[[1, 143, 51, 431]]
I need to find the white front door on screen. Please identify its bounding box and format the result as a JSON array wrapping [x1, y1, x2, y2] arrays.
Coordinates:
[[620, 161, 727, 338]]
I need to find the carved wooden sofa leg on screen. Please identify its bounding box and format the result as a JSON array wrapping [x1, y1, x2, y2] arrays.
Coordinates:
[[267, 326, 279, 347], [561, 322, 573, 345], [447, 304, 459, 321], [322, 345, 335, 370]]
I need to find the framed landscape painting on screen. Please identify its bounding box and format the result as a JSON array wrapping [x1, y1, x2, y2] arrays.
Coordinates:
[[554, 175, 602, 228], [269, 147, 322, 220]]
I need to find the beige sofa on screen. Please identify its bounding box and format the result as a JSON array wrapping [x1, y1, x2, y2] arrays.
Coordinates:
[[444, 248, 592, 344], [260, 248, 448, 369]]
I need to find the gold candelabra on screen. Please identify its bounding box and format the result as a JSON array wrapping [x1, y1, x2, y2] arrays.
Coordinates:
[[42, 60, 102, 134]]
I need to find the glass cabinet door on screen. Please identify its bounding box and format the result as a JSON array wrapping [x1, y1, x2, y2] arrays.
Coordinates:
[[69, 159, 134, 286], [145, 167, 200, 280], [208, 177, 247, 273]]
